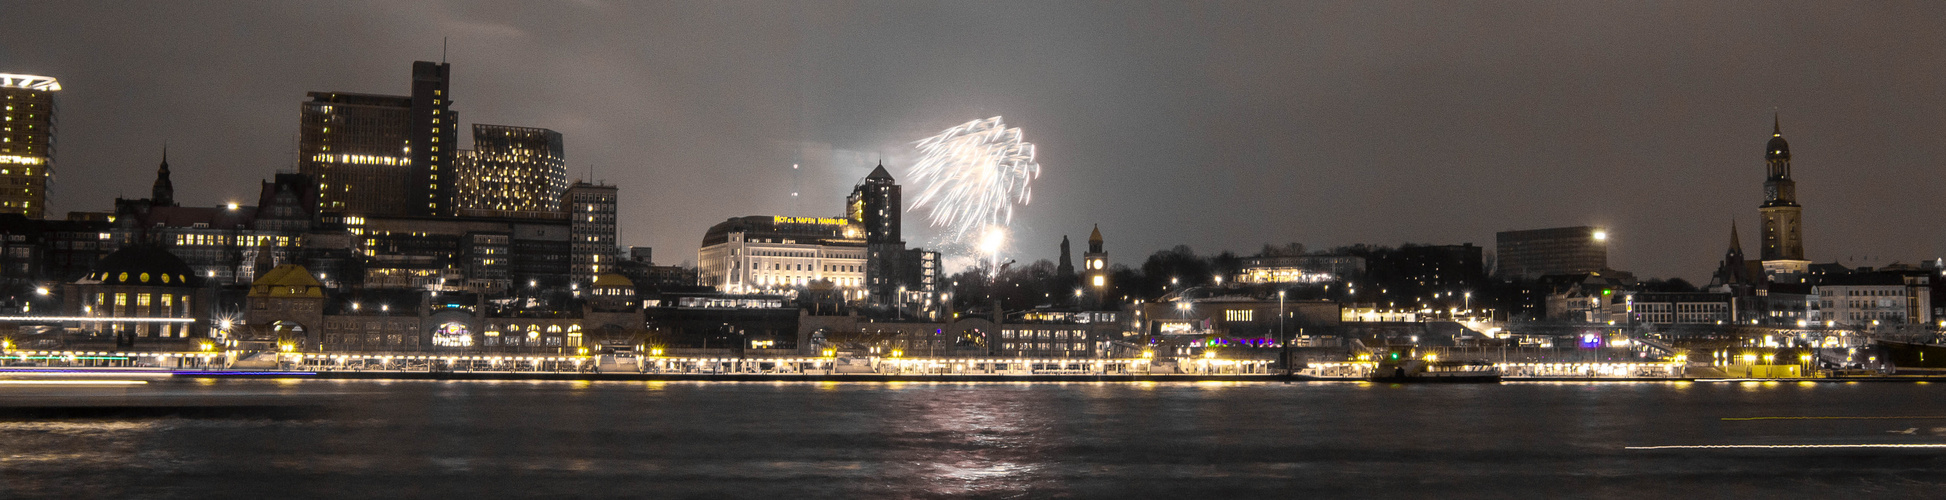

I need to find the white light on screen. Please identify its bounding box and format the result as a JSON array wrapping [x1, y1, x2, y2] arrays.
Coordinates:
[[1592, 230, 1608, 241], [978, 227, 1006, 255], [226, 203, 239, 210]]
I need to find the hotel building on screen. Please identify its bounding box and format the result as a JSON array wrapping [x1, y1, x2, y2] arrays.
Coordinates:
[[697, 216, 868, 298]]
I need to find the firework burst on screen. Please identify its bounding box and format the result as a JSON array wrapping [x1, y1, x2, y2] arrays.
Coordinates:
[[906, 116, 1041, 246]]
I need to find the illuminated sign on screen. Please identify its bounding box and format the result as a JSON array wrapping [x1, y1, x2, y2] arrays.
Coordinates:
[[773, 216, 848, 226], [433, 322, 474, 347]]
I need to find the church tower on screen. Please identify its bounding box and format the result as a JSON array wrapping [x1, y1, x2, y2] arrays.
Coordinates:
[[1711, 221, 1753, 290], [1759, 114, 1804, 262], [152, 148, 176, 208], [1056, 235, 1074, 280]]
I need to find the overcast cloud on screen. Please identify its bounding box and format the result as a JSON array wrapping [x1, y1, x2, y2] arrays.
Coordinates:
[[5, 1, 1945, 280]]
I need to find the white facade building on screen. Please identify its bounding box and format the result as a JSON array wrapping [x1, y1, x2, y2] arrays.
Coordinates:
[[698, 216, 868, 298], [1816, 273, 1932, 327]]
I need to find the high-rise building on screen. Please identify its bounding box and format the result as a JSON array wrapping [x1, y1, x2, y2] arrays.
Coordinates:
[[456, 124, 566, 218], [564, 181, 617, 283], [407, 62, 457, 216], [1759, 115, 1810, 281], [298, 61, 456, 217], [0, 74, 60, 218], [1495, 226, 1608, 280], [849, 163, 905, 303]]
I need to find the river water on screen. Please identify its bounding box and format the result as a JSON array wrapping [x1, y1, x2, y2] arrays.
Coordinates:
[[4, 379, 1945, 498]]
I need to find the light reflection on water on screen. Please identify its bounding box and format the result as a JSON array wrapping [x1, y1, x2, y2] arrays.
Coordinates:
[[2, 380, 1945, 497]]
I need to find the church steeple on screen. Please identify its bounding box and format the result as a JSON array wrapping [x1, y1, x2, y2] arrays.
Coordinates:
[[1712, 219, 1756, 295], [152, 147, 176, 207], [1057, 235, 1074, 279], [1759, 114, 1806, 263], [1727, 219, 1742, 255]]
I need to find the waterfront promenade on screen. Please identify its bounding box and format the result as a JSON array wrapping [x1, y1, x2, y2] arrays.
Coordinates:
[[0, 348, 1724, 382], [16, 348, 1946, 382]]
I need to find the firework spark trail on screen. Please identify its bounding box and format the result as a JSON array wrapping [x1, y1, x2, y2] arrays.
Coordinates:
[[907, 117, 1041, 245]]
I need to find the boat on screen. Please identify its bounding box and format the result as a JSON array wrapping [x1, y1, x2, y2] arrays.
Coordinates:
[[1367, 348, 1501, 383]]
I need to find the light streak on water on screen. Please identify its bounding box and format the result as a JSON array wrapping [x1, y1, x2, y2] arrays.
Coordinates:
[[1625, 443, 1946, 450]]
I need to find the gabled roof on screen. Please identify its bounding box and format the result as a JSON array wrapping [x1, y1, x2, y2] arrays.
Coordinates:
[[249, 264, 324, 298], [866, 163, 893, 180]]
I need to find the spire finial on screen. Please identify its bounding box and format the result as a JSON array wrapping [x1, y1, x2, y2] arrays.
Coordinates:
[[1772, 110, 1781, 137]]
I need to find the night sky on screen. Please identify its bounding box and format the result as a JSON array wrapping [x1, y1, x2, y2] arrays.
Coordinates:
[[5, 1, 1945, 282]]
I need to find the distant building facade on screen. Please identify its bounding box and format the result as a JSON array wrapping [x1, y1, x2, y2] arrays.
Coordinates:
[[1236, 254, 1364, 284], [1816, 273, 1932, 327], [1614, 292, 1733, 326], [1496, 226, 1607, 280]]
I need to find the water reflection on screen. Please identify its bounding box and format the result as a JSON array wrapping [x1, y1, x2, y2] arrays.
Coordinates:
[[2, 380, 1944, 497]]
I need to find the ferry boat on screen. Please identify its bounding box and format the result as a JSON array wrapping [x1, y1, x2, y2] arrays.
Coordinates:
[[1368, 348, 1502, 383]]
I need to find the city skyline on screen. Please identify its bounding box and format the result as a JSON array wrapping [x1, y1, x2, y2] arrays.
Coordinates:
[[6, 2, 1946, 282]]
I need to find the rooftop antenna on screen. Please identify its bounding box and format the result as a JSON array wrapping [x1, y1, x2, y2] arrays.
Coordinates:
[[442, 37, 448, 64]]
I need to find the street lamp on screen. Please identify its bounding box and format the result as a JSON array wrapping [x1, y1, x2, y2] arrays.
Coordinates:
[[1278, 290, 1289, 375]]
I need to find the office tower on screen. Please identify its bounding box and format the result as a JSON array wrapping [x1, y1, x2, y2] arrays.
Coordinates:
[[456, 124, 566, 217], [0, 73, 60, 218], [564, 181, 617, 283], [298, 61, 455, 216], [1495, 226, 1608, 280]]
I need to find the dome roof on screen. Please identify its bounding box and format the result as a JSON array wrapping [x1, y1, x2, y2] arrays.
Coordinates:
[[86, 245, 197, 287], [1766, 115, 1790, 160], [1766, 134, 1789, 160], [592, 273, 635, 288]]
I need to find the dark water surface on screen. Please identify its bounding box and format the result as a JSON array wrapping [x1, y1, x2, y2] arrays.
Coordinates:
[[4, 379, 1946, 498]]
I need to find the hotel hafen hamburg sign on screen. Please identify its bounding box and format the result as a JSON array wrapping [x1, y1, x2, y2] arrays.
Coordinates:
[[773, 216, 848, 226]]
